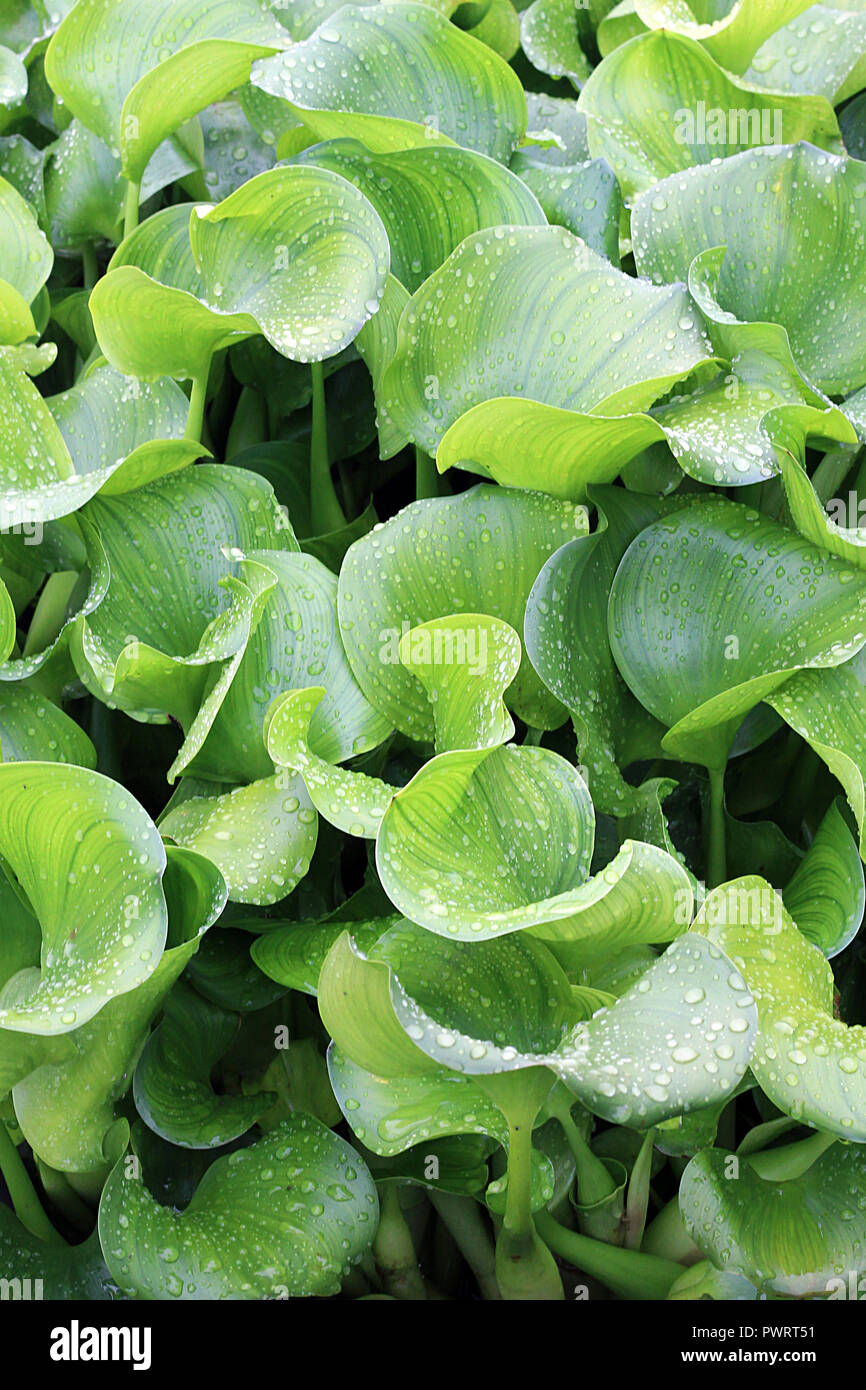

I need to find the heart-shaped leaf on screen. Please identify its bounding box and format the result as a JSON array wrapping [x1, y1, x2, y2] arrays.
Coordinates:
[[250, 2, 527, 162], [782, 799, 865, 958], [0, 1208, 119, 1299], [520, 0, 593, 88], [680, 1140, 866, 1295], [0, 762, 168, 1035], [694, 876, 866, 1139], [608, 496, 866, 770], [579, 31, 839, 201], [338, 483, 587, 736], [45, 0, 285, 184], [0, 685, 96, 766], [134, 981, 274, 1149], [632, 143, 866, 397], [98, 1113, 378, 1299]]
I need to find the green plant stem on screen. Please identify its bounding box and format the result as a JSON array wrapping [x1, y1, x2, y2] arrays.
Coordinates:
[[309, 359, 346, 534], [373, 1184, 427, 1300], [535, 1210, 681, 1300], [622, 1129, 655, 1250], [706, 763, 727, 888], [22, 570, 79, 658], [0, 1123, 65, 1245], [523, 725, 544, 746], [414, 446, 442, 500], [746, 1129, 837, 1181], [641, 1195, 702, 1263], [428, 1191, 501, 1300], [123, 179, 140, 241], [185, 365, 210, 443], [81, 241, 98, 291]]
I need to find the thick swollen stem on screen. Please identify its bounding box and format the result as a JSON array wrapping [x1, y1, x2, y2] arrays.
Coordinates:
[[81, 242, 98, 292], [745, 1130, 837, 1181], [309, 360, 346, 534], [22, 571, 79, 659], [642, 1195, 702, 1264], [414, 446, 442, 500], [535, 1210, 681, 1300], [373, 1184, 428, 1300], [429, 1191, 501, 1300], [496, 1111, 563, 1300], [706, 763, 727, 888], [0, 1123, 65, 1245], [123, 180, 140, 241], [185, 366, 210, 443]]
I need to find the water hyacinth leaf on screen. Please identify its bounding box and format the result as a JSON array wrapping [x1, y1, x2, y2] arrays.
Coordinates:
[[188, 166, 390, 364], [0, 45, 27, 108], [192, 99, 273, 203], [632, 143, 866, 398], [185, 928, 288, 1013], [0, 576, 16, 663], [631, 0, 814, 73], [71, 465, 295, 724], [745, 4, 866, 103], [160, 774, 318, 907], [578, 32, 840, 201], [251, 2, 527, 163], [520, 0, 593, 88], [782, 799, 865, 958], [525, 485, 679, 812], [266, 687, 396, 838], [98, 1113, 379, 1299], [772, 420, 866, 568], [694, 878, 866, 1139], [680, 1142, 866, 1296], [294, 139, 545, 293], [376, 742, 599, 938], [134, 982, 274, 1148], [381, 226, 713, 485], [251, 911, 394, 997], [554, 934, 758, 1126], [360, 1133, 492, 1195], [0, 173, 52, 308], [521, 93, 591, 165], [666, 1259, 758, 1301], [93, 166, 390, 380], [0, 685, 96, 766], [11, 847, 226, 1172], [0, 1209, 118, 1299], [399, 614, 520, 753], [328, 1045, 509, 1155], [507, 154, 622, 262], [0, 763, 168, 1036], [338, 485, 588, 738], [186, 550, 391, 785], [44, 0, 285, 183], [608, 497, 866, 770], [768, 649, 866, 857], [653, 348, 855, 488]]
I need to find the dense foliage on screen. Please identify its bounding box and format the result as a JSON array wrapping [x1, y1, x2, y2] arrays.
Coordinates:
[[1, 0, 866, 1304]]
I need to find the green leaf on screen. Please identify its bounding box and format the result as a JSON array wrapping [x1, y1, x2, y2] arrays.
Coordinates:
[[0, 763, 168, 1035], [507, 153, 622, 262], [554, 934, 758, 1126], [71, 464, 295, 726], [0, 45, 27, 109], [294, 138, 545, 293], [783, 799, 865, 958], [185, 927, 288, 1012], [608, 496, 866, 770], [250, 2, 527, 162], [160, 774, 318, 907], [680, 1141, 866, 1295], [44, 0, 285, 183], [251, 912, 392, 997], [768, 648, 866, 857], [0, 172, 52, 309], [11, 847, 226, 1171], [694, 877, 866, 1139], [184, 549, 391, 784], [398, 614, 520, 753], [338, 484, 588, 738], [745, 4, 866, 103], [380, 226, 714, 492], [520, 0, 593, 88], [0, 1210, 119, 1299], [525, 485, 680, 812], [632, 142, 866, 397], [631, 0, 814, 73], [0, 685, 96, 766], [134, 981, 274, 1149], [98, 1113, 378, 1299], [578, 32, 840, 201]]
